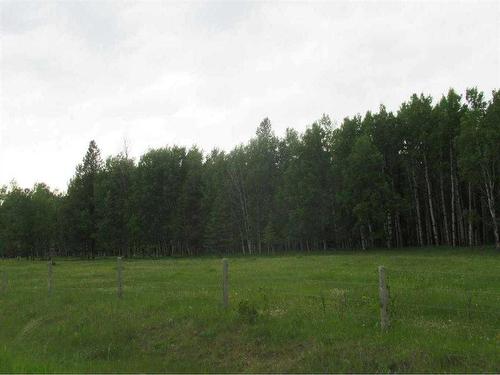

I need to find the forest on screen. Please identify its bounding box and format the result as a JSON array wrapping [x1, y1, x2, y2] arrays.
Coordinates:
[[0, 87, 499, 258]]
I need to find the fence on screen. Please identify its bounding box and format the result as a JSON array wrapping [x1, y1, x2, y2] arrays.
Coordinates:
[[0, 257, 498, 331]]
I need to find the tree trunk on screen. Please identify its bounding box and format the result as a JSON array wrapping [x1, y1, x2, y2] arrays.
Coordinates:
[[368, 223, 374, 248], [395, 211, 403, 248], [457, 184, 465, 246], [425, 201, 432, 246], [450, 145, 456, 247], [256, 205, 262, 254], [360, 226, 367, 250], [411, 167, 424, 246], [468, 182, 473, 247], [481, 197, 487, 245], [440, 171, 450, 245], [482, 170, 500, 249], [386, 211, 392, 248], [424, 154, 439, 245]]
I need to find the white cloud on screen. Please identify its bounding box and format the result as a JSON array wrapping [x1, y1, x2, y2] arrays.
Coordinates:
[[1, 0, 499, 190]]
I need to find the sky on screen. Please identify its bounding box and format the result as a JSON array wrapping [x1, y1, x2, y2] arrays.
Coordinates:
[[1, 1, 499, 191]]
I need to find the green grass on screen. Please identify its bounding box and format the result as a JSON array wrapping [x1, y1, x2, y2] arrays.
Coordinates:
[[0, 247, 499, 373]]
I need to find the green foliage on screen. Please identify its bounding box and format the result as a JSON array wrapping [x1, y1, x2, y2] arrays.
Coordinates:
[[237, 299, 259, 324], [62, 140, 103, 257], [0, 183, 61, 258], [1, 88, 499, 256], [458, 88, 499, 184]]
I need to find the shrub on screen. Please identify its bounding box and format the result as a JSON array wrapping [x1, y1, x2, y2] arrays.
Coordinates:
[[237, 300, 259, 324]]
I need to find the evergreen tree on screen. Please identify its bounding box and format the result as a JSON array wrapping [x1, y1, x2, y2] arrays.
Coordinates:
[[1, 87, 498, 257], [63, 140, 103, 258]]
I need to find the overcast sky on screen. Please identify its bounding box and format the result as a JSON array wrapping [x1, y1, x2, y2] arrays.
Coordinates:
[[1, 1, 499, 191]]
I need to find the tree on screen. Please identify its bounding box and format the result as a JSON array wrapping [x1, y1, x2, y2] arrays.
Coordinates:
[[342, 135, 391, 249], [2, 87, 499, 257], [245, 118, 279, 253], [176, 147, 204, 255], [458, 89, 500, 249], [95, 153, 135, 257], [0, 182, 60, 258], [63, 140, 103, 258], [202, 149, 235, 253]]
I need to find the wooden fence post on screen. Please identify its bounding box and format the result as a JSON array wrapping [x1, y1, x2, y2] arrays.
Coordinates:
[[48, 261, 53, 295], [378, 265, 390, 330], [222, 258, 229, 309], [117, 257, 123, 299]]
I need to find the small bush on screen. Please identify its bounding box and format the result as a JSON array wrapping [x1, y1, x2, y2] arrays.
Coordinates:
[[237, 300, 259, 324]]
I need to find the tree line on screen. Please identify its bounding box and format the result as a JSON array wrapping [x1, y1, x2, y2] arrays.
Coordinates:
[[0, 88, 499, 258]]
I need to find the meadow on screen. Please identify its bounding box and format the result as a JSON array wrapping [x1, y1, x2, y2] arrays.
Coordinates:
[[0, 247, 498, 373]]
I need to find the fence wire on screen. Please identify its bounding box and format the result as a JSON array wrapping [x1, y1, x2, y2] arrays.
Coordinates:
[[1, 260, 499, 323]]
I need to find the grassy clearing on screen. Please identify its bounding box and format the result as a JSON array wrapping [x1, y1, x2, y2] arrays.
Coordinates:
[[0, 247, 499, 373]]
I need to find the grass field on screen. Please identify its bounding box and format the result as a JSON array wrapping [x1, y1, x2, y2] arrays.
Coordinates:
[[0, 247, 499, 373]]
